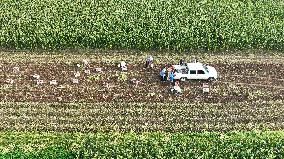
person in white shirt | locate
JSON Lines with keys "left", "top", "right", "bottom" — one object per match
{"left": 173, "top": 81, "right": 182, "bottom": 94}
{"left": 119, "top": 61, "right": 127, "bottom": 71}
{"left": 173, "top": 85, "right": 182, "bottom": 94}
{"left": 145, "top": 55, "right": 153, "bottom": 68}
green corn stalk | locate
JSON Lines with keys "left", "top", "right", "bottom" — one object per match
{"left": 1, "top": 0, "right": 284, "bottom": 51}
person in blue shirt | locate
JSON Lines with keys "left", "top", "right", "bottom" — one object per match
{"left": 169, "top": 71, "right": 174, "bottom": 83}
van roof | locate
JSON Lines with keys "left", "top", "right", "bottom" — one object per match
{"left": 187, "top": 62, "right": 205, "bottom": 70}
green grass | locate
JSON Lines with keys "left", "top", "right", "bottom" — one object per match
{"left": 1, "top": 0, "right": 284, "bottom": 51}
{"left": 0, "top": 131, "right": 284, "bottom": 158}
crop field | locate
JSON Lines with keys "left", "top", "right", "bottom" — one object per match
{"left": 2, "top": 0, "right": 284, "bottom": 157}
{"left": 1, "top": 131, "right": 284, "bottom": 158}
{"left": 0, "top": 51, "right": 283, "bottom": 132}
{"left": 1, "top": 0, "right": 284, "bottom": 50}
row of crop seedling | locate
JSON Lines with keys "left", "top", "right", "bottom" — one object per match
{"left": 3, "top": 60, "right": 103, "bottom": 85}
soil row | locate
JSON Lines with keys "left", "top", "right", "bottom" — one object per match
{"left": 0, "top": 62, "right": 283, "bottom": 103}
{"left": 0, "top": 101, "right": 283, "bottom": 132}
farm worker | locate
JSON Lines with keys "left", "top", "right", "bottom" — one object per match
{"left": 130, "top": 78, "right": 141, "bottom": 87}
{"left": 164, "top": 67, "right": 168, "bottom": 81}
{"left": 192, "top": 58, "right": 198, "bottom": 63}
{"left": 171, "top": 80, "right": 181, "bottom": 94}
{"left": 163, "top": 68, "right": 168, "bottom": 81}
{"left": 179, "top": 59, "right": 184, "bottom": 66}
{"left": 145, "top": 55, "right": 154, "bottom": 68}
{"left": 174, "top": 80, "right": 179, "bottom": 86}
{"left": 167, "top": 66, "right": 172, "bottom": 79}
{"left": 120, "top": 61, "right": 127, "bottom": 71}
{"left": 169, "top": 71, "right": 174, "bottom": 82}
{"left": 82, "top": 59, "right": 90, "bottom": 67}
{"left": 120, "top": 61, "right": 126, "bottom": 67}
{"left": 173, "top": 85, "right": 182, "bottom": 94}
{"left": 159, "top": 68, "right": 166, "bottom": 81}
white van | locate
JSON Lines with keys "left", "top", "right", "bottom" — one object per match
{"left": 172, "top": 62, "right": 217, "bottom": 81}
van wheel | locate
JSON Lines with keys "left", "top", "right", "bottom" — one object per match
{"left": 180, "top": 77, "right": 187, "bottom": 81}
{"left": 208, "top": 77, "right": 215, "bottom": 82}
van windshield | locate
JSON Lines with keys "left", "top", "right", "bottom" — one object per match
{"left": 203, "top": 65, "right": 209, "bottom": 73}
{"left": 175, "top": 69, "right": 181, "bottom": 73}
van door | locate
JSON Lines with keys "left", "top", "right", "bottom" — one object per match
{"left": 188, "top": 70, "right": 197, "bottom": 79}
{"left": 197, "top": 70, "right": 207, "bottom": 79}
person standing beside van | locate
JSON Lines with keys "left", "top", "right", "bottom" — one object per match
{"left": 159, "top": 67, "right": 166, "bottom": 81}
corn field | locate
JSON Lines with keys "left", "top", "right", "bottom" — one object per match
{"left": 0, "top": 131, "right": 284, "bottom": 158}
{"left": 1, "top": 0, "right": 284, "bottom": 50}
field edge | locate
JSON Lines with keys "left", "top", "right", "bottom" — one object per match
{"left": 0, "top": 130, "right": 284, "bottom": 158}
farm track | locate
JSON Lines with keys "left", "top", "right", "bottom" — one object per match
{"left": 0, "top": 54, "right": 284, "bottom": 132}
